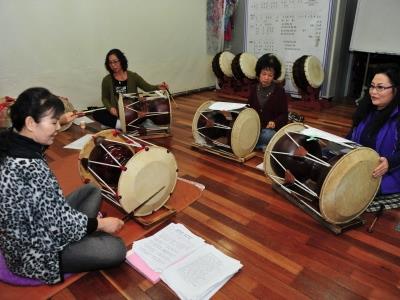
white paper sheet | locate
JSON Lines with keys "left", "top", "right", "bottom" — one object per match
{"left": 300, "top": 127, "right": 353, "bottom": 144}
{"left": 132, "top": 223, "right": 205, "bottom": 273}
{"left": 161, "top": 244, "right": 242, "bottom": 300}
{"left": 72, "top": 116, "right": 95, "bottom": 125}
{"left": 208, "top": 102, "right": 247, "bottom": 111}
{"left": 63, "top": 134, "right": 93, "bottom": 150}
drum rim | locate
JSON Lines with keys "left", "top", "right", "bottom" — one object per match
{"left": 59, "top": 98, "right": 75, "bottom": 132}
{"left": 231, "top": 107, "right": 260, "bottom": 158}
{"left": 319, "top": 147, "right": 381, "bottom": 224}
{"left": 192, "top": 100, "right": 215, "bottom": 146}
{"left": 304, "top": 55, "right": 324, "bottom": 89}
{"left": 219, "top": 51, "right": 235, "bottom": 78}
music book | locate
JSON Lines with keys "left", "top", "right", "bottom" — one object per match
{"left": 125, "top": 249, "right": 160, "bottom": 284}
{"left": 126, "top": 223, "right": 242, "bottom": 299}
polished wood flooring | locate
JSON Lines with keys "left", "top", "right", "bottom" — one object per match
{"left": 50, "top": 91, "right": 399, "bottom": 299}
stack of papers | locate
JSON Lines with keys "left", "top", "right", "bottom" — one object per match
{"left": 126, "top": 223, "right": 242, "bottom": 299}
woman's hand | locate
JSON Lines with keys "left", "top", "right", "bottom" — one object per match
{"left": 109, "top": 107, "right": 118, "bottom": 117}
{"left": 266, "top": 121, "right": 276, "bottom": 129}
{"left": 97, "top": 217, "right": 124, "bottom": 234}
{"left": 158, "top": 82, "right": 169, "bottom": 90}
{"left": 372, "top": 157, "right": 389, "bottom": 178}
{"left": 59, "top": 111, "right": 78, "bottom": 125}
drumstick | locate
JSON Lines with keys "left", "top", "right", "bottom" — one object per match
{"left": 367, "top": 204, "right": 384, "bottom": 233}
{"left": 78, "top": 107, "right": 107, "bottom": 115}
{"left": 165, "top": 87, "right": 178, "bottom": 109}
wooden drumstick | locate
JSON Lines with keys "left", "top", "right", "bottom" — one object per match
{"left": 78, "top": 107, "right": 107, "bottom": 115}
{"left": 165, "top": 86, "right": 178, "bottom": 109}
{"left": 367, "top": 204, "right": 384, "bottom": 233}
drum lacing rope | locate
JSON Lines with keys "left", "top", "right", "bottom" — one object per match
{"left": 87, "top": 165, "right": 117, "bottom": 198}
{"left": 268, "top": 152, "right": 319, "bottom": 198}
{"left": 267, "top": 173, "right": 316, "bottom": 203}
{"left": 284, "top": 131, "right": 331, "bottom": 167}
{"left": 199, "top": 112, "right": 232, "bottom": 130}
{"left": 121, "top": 133, "right": 157, "bottom": 147}
{"left": 98, "top": 143, "right": 127, "bottom": 171}
{"left": 104, "top": 137, "right": 142, "bottom": 148}
{"left": 127, "top": 123, "right": 169, "bottom": 132}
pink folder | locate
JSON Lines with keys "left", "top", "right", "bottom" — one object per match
{"left": 125, "top": 250, "right": 161, "bottom": 284}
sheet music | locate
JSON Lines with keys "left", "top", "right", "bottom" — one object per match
{"left": 161, "top": 244, "right": 243, "bottom": 300}
{"left": 300, "top": 127, "right": 353, "bottom": 144}
{"left": 208, "top": 102, "right": 247, "bottom": 111}
{"left": 132, "top": 223, "right": 205, "bottom": 273}
{"left": 63, "top": 134, "right": 93, "bottom": 150}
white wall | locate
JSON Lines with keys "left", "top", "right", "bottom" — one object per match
{"left": 0, "top": 0, "right": 214, "bottom": 109}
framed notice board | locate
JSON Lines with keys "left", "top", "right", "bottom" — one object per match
{"left": 245, "top": 0, "right": 333, "bottom": 96}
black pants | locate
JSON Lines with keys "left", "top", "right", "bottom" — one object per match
{"left": 93, "top": 109, "right": 117, "bottom": 128}
{"left": 60, "top": 184, "right": 126, "bottom": 274}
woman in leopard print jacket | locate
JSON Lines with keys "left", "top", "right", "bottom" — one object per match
{"left": 0, "top": 87, "right": 126, "bottom": 284}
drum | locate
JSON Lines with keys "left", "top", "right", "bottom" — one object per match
{"left": 118, "top": 90, "right": 172, "bottom": 134}
{"left": 79, "top": 129, "right": 178, "bottom": 216}
{"left": 59, "top": 96, "right": 76, "bottom": 131}
{"left": 0, "top": 96, "right": 14, "bottom": 128}
{"left": 292, "top": 55, "right": 324, "bottom": 92}
{"left": 263, "top": 123, "right": 381, "bottom": 224}
{"left": 212, "top": 51, "right": 235, "bottom": 79}
{"left": 231, "top": 52, "right": 258, "bottom": 81}
{"left": 192, "top": 101, "right": 260, "bottom": 158}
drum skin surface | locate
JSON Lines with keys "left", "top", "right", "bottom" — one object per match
{"left": 192, "top": 101, "right": 260, "bottom": 158}
{"left": 292, "top": 55, "right": 324, "bottom": 91}
{"left": 79, "top": 129, "right": 178, "bottom": 216}
{"left": 231, "top": 108, "right": 260, "bottom": 158}
{"left": 212, "top": 51, "right": 235, "bottom": 78}
{"left": 232, "top": 52, "right": 258, "bottom": 80}
{"left": 320, "top": 147, "right": 380, "bottom": 224}
{"left": 264, "top": 123, "right": 381, "bottom": 224}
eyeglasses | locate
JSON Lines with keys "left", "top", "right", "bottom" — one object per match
{"left": 108, "top": 59, "right": 120, "bottom": 65}
{"left": 369, "top": 84, "right": 394, "bottom": 93}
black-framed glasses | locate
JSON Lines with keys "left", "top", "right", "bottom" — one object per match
{"left": 108, "top": 59, "right": 120, "bottom": 65}
{"left": 369, "top": 84, "right": 394, "bottom": 93}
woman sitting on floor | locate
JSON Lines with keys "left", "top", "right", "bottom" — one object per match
{"left": 348, "top": 65, "right": 400, "bottom": 211}
{"left": 0, "top": 87, "right": 126, "bottom": 284}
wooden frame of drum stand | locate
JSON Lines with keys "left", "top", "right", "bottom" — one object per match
{"left": 271, "top": 184, "right": 364, "bottom": 235}
{"left": 191, "top": 142, "right": 257, "bottom": 163}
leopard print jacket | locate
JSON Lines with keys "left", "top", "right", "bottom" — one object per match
{"left": 0, "top": 130, "right": 88, "bottom": 284}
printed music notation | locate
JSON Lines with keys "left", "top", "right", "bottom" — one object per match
{"left": 246, "top": 0, "right": 332, "bottom": 94}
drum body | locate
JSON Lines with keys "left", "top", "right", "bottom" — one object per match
{"left": 231, "top": 52, "right": 258, "bottom": 81}
{"left": 212, "top": 51, "right": 235, "bottom": 79}
{"left": 59, "top": 97, "right": 75, "bottom": 131}
{"left": 0, "top": 97, "right": 13, "bottom": 128}
{"left": 192, "top": 101, "right": 260, "bottom": 158}
{"left": 263, "top": 123, "right": 381, "bottom": 224}
{"left": 292, "top": 55, "right": 324, "bottom": 92}
{"left": 118, "top": 90, "right": 172, "bottom": 134}
{"left": 79, "top": 129, "right": 178, "bottom": 216}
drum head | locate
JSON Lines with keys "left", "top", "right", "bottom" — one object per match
{"left": 59, "top": 97, "right": 75, "bottom": 132}
{"left": 213, "top": 51, "right": 235, "bottom": 79}
{"left": 239, "top": 52, "right": 258, "bottom": 80}
{"left": 231, "top": 108, "right": 260, "bottom": 158}
{"left": 192, "top": 101, "right": 215, "bottom": 145}
{"left": 119, "top": 146, "right": 177, "bottom": 216}
{"left": 319, "top": 147, "right": 381, "bottom": 224}
{"left": 304, "top": 56, "right": 324, "bottom": 88}
{"left": 263, "top": 122, "right": 307, "bottom": 177}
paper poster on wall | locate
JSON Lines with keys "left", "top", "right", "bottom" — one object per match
{"left": 245, "top": 0, "right": 333, "bottom": 96}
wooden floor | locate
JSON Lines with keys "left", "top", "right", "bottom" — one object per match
{"left": 49, "top": 91, "right": 399, "bottom": 299}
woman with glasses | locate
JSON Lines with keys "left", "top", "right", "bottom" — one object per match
{"left": 348, "top": 65, "right": 400, "bottom": 209}
{"left": 93, "top": 48, "right": 169, "bottom": 128}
